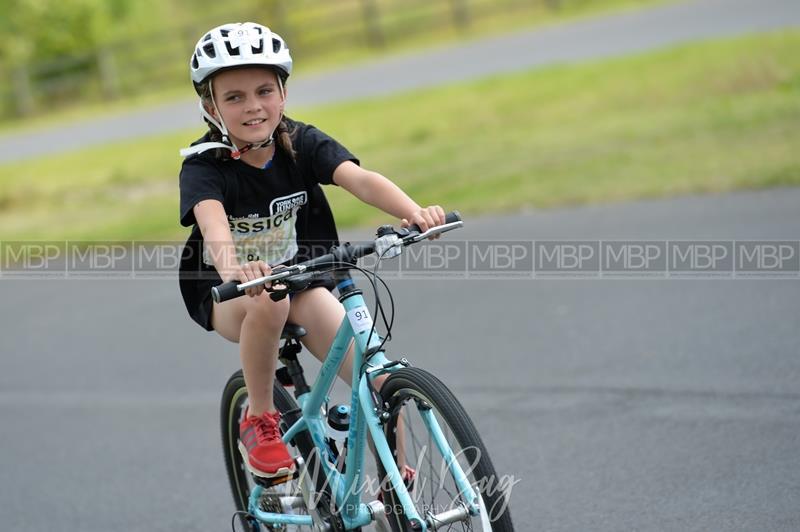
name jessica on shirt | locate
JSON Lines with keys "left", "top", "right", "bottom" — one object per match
{"left": 228, "top": 210, "right": 294, "bottom": 234}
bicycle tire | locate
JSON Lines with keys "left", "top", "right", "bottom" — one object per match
{"left": 378, "top": 368, "right": 515, "bottom": 531}
{"left": 220, "top": 370, "right": 319, "bottom": 531}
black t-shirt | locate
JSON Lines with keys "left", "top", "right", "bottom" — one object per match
{"left": 178, "top": 118, "right": 358, "bottom": 331}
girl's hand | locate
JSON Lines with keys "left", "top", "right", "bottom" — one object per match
{"left": 222, "top": 260, "right": 272, "bottom": 297}
{"left": 401, "top": 205, "right": 446, "bottom": 240}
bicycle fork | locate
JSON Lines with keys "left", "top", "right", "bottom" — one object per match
{"left": 357, "top": 375, "right": 482, "bottom": 531}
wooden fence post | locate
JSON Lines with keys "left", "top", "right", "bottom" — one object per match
{"left": 545, "top": 0, "right": 562, "bottom": 11}
{"left": 270, "top": 0, "right": 294, "bottom": 46}
{"left": 450, "top": 0, "right": 471, "bottom": 31}
{"left": 97, "top": 48, "right": 120, "bottom": 99}
{"left": 360, "top": 0, "right": 384, "bottom": 48}
{"left": 12, "top": 65, "right": 35, "bottom": 116}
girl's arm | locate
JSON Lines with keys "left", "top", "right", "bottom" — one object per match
{"left": 193, "top": 199, "right": 271, "bottom": 296}
{"left": 332, "top": 161, "right": 446, "bottom": 231}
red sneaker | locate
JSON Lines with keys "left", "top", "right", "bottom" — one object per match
{"left": 238, "top": 410, "right": 296, "bottom": 478}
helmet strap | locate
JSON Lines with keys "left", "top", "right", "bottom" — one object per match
{"left": 206, "top": 83, "right": 240, "bottom": 152}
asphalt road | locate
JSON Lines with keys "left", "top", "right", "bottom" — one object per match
{"left": 2, "top": 187, "right": 799, "bottom": 531}
{"left": 1, "top": 0, "right": 799, "bottom": 163}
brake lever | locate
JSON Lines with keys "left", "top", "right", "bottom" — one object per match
{"left": 269, "top": 287, "right": 290, "bottom": 302}
{"left": 405, "top": 221, "right": 464, "bottom": 244}
{"left": 236, "top": 265, "right": 302, "bottom": 292}
{"left": 268, "top": 272, "right": 316, "bottom": 301}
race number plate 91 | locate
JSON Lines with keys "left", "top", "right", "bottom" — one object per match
{"left": 347, "top": 305, "right": 373, "bottom": 334}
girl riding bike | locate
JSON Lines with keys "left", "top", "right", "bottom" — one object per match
{"left": 177, "top": 22, "right": 445, "bottom": 480}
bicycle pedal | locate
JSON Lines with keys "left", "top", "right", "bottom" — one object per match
{"left": 252, "top": 470, "right": 296, "bottom": 488}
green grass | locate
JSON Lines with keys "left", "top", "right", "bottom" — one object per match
{"left": 1, "top": 30, "right": 798, "bottom": 241}
{"left": 0, "top": 0, "right": 669, "bottom": 133}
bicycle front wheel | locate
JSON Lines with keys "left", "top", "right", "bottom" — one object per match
{"left": 378, "top": 368, "right": 514, "bottom": 531}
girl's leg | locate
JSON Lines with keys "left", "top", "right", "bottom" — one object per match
{"left": 212, "top": 291, "right": 290, "bottom": 415}
{"left": 287, "top": 287, "right": 408, "bottom": 467}
{"left": 286, "top": 286, "right": 356, "bottom": 384}
{"left": 212, "top": 292, "right": 296, "bottom": 478}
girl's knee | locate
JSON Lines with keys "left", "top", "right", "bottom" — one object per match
{"left": 372, "top": 373, "right": 389, "bottom": 391}
{"left": 242, "top": 292, "right": 290, "bottom": 329}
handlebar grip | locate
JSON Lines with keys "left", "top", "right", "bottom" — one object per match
{"left": 445, "top": 210, "right": 462, "bottom": 224}
{"left": 212, "top": 280, "right": 244, "bottom": 304}
{"left": 408, "top": 210, "right": 462, "bottom": 233}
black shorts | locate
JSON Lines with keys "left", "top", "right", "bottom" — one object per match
{"left": 190, "top": 275, "right": 337, "bottom": 332}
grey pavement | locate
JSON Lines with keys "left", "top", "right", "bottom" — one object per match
{"left": 1, "top": 0, "right": 799, "bottom": 163}
{"left": 2, "top": 187, "right": 799, "bottom": 530}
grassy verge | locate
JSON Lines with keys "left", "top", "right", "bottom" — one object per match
{"left": 0, "top": 0, "right": 670, "bottom": 135}
{"left": 0, "top": 30, "right": 798, "bottom": 241}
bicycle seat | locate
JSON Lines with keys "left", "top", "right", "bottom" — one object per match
{"left": 281, "top": 323, "right": 307, "bottom": 340}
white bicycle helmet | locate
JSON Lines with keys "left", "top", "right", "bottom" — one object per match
{"left": 190, "top": 22, "right": 292, "bottom": 89}
{"left": 181, "top": 22, "right": 293, "bottom": 159}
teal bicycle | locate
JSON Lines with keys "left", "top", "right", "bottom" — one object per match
{"left": 216, "top": 212, "right": 515, "bottom": 531}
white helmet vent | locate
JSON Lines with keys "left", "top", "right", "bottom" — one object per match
{"left": 189, "top": 22, "right": 293, "bottom": 89}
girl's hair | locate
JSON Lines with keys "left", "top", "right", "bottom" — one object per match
{"left": 197, "top": 68, "right": 296, "bottom": 161}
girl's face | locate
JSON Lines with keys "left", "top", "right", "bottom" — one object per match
{"left": 209, "top": 67, "right": 285, "bottom": 147}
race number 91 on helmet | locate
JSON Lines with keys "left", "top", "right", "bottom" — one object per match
{"left": 189, "top": 22, "right": 293, "bottom": 91}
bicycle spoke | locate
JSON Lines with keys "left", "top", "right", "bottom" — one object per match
{"left": 379, "top": 369, "right": 513, "bottom": 531}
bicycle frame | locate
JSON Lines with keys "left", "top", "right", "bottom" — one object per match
{"left": 245, "top": 276, "right": 481, "bottom": 531}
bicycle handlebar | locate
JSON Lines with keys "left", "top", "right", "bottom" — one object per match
{"left": 211, "top": 211, "right": 462, "bottom": 304}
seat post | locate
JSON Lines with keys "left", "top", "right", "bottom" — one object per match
{"left": 278, "top": 336, "right": 311, "bottom": 399}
